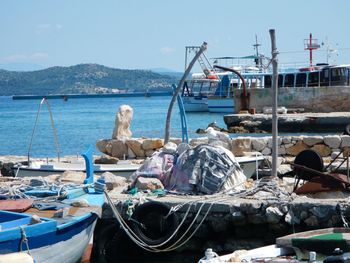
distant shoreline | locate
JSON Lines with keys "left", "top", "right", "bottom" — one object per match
{"left": 12, "top": 91, "right": 173, "bottom": 100}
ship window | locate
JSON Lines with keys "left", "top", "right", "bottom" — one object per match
{"left": 284, "top": 74, "right": 294, "bottom": 87}
{"left": 278, "top": 75, "right": 283, "bottom": 87}
{"left": 331, "top": 67, "right": 347, "bottom": 85}
{"left": 308, "top": 72, "right": 319, "bottom": 87}
{"left": 264, "top": 75, "right": 272, "bottom": 88}
{"left": 320, "top": 69, "right": 329, "bottom": 86}
{"left": 296, "top": 73, "right": 306, "bottom": 87}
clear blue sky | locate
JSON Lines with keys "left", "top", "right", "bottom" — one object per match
{"left": 1, "top": 0, "right": 350, "bottom": 71}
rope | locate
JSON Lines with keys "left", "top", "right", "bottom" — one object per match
{"left": 338, "top": 203, "right": 350, "bottom": 228}
{"left": 27, "top": 98, "right": 61, "bottom": 164}
{"left": 19, "top": 226, "right": 31, "bottom": 255}
{"left": 104, "top": 190, "right": 232, "bottom": 253}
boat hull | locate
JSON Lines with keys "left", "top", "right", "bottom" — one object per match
{"left": 207, "top": 97, "right": 234, "bottom": 113}
{"left": 13, "top": 160, "right": 140, "bottom": 178}
{"left": 182, "top": 96, "right": 208, "bottom": 112}
{"left": 0, "top": 212, "right": 97, "bottom": 263}
{"left": 236, "top": 156, "right": 265, "bottom": 178}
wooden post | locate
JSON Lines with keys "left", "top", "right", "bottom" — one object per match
{"left": 164, "top": 42, "right": 207, "bottom": 144}
{"left": 269, "top": 29, "right": 278, "bottom": 177}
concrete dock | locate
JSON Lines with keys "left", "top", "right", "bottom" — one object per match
{"left": 224, "top": 112, "right": 350, "bottom": 133}
{"left": 95, "top": 178, "right": 350, "bottom": 260}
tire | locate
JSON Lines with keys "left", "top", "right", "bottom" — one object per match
{"left": 344, "top": 124, "right": 350, "bottom": 135}
{"left": 92, "top": 221, "right": 120, "bottom": 263}
{"left": 294, "top": 149, "right": 323, "bottom": 180}
{"left": 131, "top": 201, "right": 178, "bottom": 246}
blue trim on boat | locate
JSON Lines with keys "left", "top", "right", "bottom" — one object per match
{"left": 0, "top": 212, "right": 97, "bottom": 253}
{"left": 208, "top": 106, "right": 233, "bottom": 108}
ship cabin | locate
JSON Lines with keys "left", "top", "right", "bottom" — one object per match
{"left": 231, "top": 64, "right": 350, "bottom": 89}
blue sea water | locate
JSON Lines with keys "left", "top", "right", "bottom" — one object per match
{"left": 0, "top": 96, "right": 226, "bottom": 157}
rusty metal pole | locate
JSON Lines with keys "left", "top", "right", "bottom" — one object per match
{"left": 164, "top": 42, "right": 207, "bottom": 144}
{"left": 270, "top": 29, "right": 278, "bottom": 177}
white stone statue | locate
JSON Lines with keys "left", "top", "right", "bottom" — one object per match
{"left": 112, "top": 105, "right": 133, "bottom": 140}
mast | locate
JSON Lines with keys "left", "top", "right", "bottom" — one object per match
{"left": 304, "top": 33, "right": 320, "bottom": 67}
{"left": 253, "top": 34, "right": 261, "bottom": 69}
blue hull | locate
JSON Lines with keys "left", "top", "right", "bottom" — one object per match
{"left": 0, "top": 212, "right": 97, "bottom": 254}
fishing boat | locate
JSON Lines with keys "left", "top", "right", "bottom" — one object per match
{"left": 184, "top": 34, "right": 350, "bottom": 114}
{"left": 181, "top": 45, "right": 221, "bottom": 112}
{"left": 198, "top": 228, "right": 350, "bottom": 262}
{"left": 0, "top": 148, "right": 106, "bottom": 263}
{"left": 12, "top": 159, "right": 141, "bottom": 178}
{"left": 276, "top": 227, "right": 350, "bottom": 259}
{"left": 235, "top": 155, "right": 265, "bottom": 179}
{"left": 181, "top": 78, "right": 219, "bottom": 112}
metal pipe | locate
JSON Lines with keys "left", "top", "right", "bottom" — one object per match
{"left": 164, "top": 42, "right": 207, "bottom": 144}
{"left": 213, "top": 65, "right": 248, "bottom": 110}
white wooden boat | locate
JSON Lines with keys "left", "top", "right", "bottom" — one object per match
{"left": 236, "top": 155, "right": 265, "bottom": 179}
{"left": 12, "top": 159, "right": 141, "bottom": 178}
{"left": 198, "top": 245, "right": 295, "bottom": 263}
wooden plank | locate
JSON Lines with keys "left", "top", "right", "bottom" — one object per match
{"left": 0, "top": 199, "right": 33, "bottom": 212}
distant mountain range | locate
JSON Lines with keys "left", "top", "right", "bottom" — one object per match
{"left": 0, "top": 63, "right": 181, "bottom": 96}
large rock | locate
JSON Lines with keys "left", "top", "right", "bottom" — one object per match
{"left": 341, "top": 136, "right": 350, "bottom": 147}
{"left": 60, "top": 171, "right": 86, "bottom": 184}
{"left": 145, "top": 149, "right": 155, "bottom": 157}
{"left": 112, "top": 105, "right": 133, "bottom": 140}
{"left": 99, "top": 172, "right": 127, "bottom": 190}
{"left": 324, "top": 135, "right": 341, "bottom": 149}
{"left": 311, "top": 144, "right": 331, "bottom": 157}
{"left": 231, "top": 137, "right": 251, "bottom": 157}
{"left": 303, "top": 136, "right": 324, "bottom": 146}
{"left": 267, "top": 137, "right": 282, "bottom": 148}
{"left": 107, "top": 139, "right": 128, "bottom": 158}
{"left": 142, "top": 138, "right": 164, "bottom": 150}
{"left": 251, "top": 137, "right": 268, "bottom": 151}
{"left": 94, "top": 155, "right": 119, "bottom": 164}
{"left": 134, "top": 177, "right": 164, "bottom": 191}
{"left": 126, "top": 139, "right": 145, "bottom": 157}
{"left": 96, "top": 139, "right": 109, "bottom": 154}
{"left": 265, "top": 206, "right": 284, "bottom": 224}
{"left": 285, "top": 141, "right": 308, "bottom": 156}
{"left": 261, "top": 147, "right": 271, "bottom": 156}
{"left": 282, "top": 136, "right": 292, "bottom": 144}
{"left": 162, "top": 142, "right": 178, "bottom": 154}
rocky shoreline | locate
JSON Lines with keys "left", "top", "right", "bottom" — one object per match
{"left": 3, "top": 134, "right": 350, "bottom": 177}
{"left": 96, "top": 134, "right": 350, "bottom": 159}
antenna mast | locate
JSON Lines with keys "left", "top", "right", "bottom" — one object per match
{"left": 253, "top": 35, "right": 262, "bottom": 70}
{"left": 304, "top": 33, "right": 320, "bottom": 67}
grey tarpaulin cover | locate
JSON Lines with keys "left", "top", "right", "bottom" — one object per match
{"left": 170, "top": 144, "right": 246, "bottom": 194}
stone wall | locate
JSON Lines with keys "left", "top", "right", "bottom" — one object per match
{"left": 96, "top": 135, "right": 350, "bottom": 159}
{"left": 233, "top": 86, "right": 350, "bottom": 113}
{"left": 102, "top": 193, "right": 350, "bottom": 255}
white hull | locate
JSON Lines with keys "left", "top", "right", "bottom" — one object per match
{"left": 13, "top": 160, "right": 140, "bottom": 178}
{"left": 182, "top": 96, "right": 208, "bottom": 112}
{"left": 207, "top": 97, "right": 234, "bottom": 113}
{"left": 30, "top": 221, "right": 96, "bottom": 263}
{"left": 199, "top": 244, "right": 294, "bottom": 263}
{"left": 236, "top": 155, "right": 265, "bottom": 178}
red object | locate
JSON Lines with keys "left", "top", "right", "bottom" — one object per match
{"left": 304, "top": 33, "right": 320, "bottom": 67}
{"left": 0, "top": 199, "right": 33, "bottom": 212}
{"left": 207, "top": 75, "right": 218, "bottom": 80}
{"left": 81, "top": 244, "right": 93, "bottom": 263}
